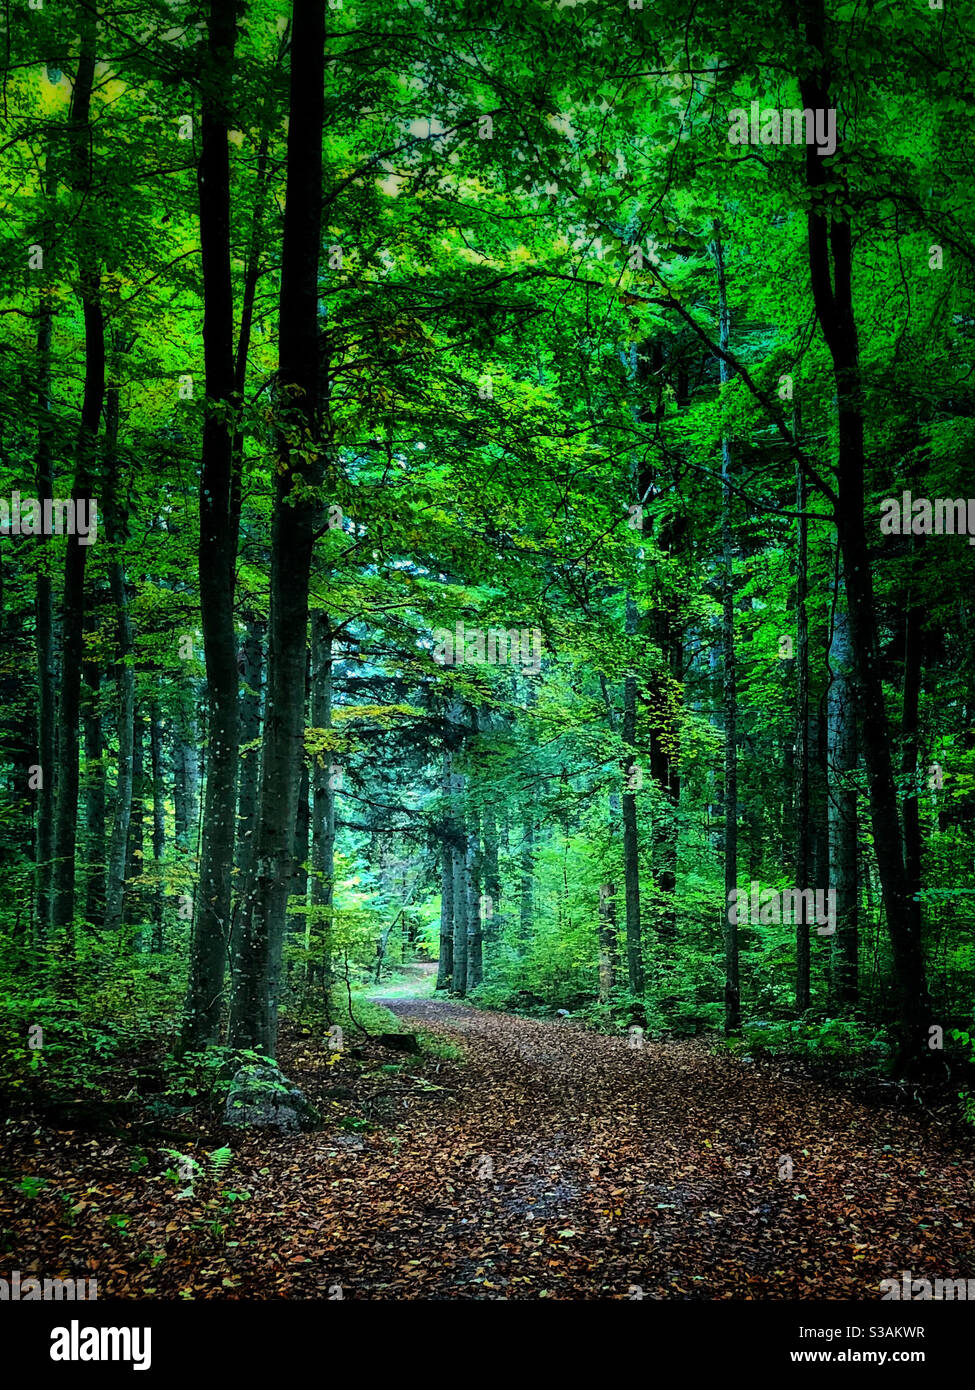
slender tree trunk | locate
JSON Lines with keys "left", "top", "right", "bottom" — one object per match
{"left": 228, "top": 0, "right": 326, "bottom": 1052}
{"left": 173, "top": 734, "right": 188, "bottom": 854}
{"left": 124, "top": 716, "right": 145, "bottom": 936}
{"left": 795, "top": 459, "right": 811, "bottom": 1010}
{"left": 149, "top": 704, "right": 165, "bottom": 951}
{"left": 782, "top": 733, "right": 796, "bottom": 870}
{"left": 173, "top": 696, "right": 199, "bottom": 856}
{"left": 52, "top": 280, "right": 104, "bottom": 941}
{"left": 900, "top": 597, "right": 923, "bottom": 921}
{"left": 648, "top": 709, "right": 679, "bottom": 937}
{"left": 35, "top": 305, "right": 56, "bottom": 937}
{"left": 647, "top": 519, "right": 682, "bottom": 942}
{"left": 183, "top": 0, "right": 241, "bottom": 1046}
{"left": 288, "top": 759, "right": 310, "bottom": 977}
{"left": 598, "top": 883, "right": 617, "bottom": 1004}
{"left": 104, "top": 562, "right": 135, "bottom": 933}
{"left": 309, "top": 612, "right": 335, "bottom": 989}
{"left": 52, "top": 6, "right": 105, "bottom": 953}
{"left": 466, "top": 808, "right": 482, "bottom": 989}
{"left": 234, "top": 617, "right": 264, "bottom": 886}
{"left": 287, "top": 652, "right": 311, "bottom": 968}
{"left": 621, "top": 597, "right": 644, "bottom": 995}
{"left": 32, "top": 49, "right": 65, "bottom": 943}
{"left": 713, "top": 222, "right": 740, "bottom": 1033}
{"left": 811, "top": 708, "right": 831, "bottom": 898}
{"left": 438, "top": 839, "right": 454, "bottom": 988}
{"left": 519, "top": 819, "right": 534, "bottom": 946}
{"left": 451, "top": 770, "right": 468, "bottom": 996}
{"left": 482, "top": 799, "right": 500, "bottom": 943}
{"left": 828, "top": 572, "right": 858, "bottom": 1005}
{"left": 1, "top": 545, "right": 34, "bottom": 916}
{"left": 621, "top": 679, "right": 643, "bottom": 995}
{"left": 229, "top": 28, "right": 287, "bottom": 523}
{"left": 83, "top": 634, "right": 106, "bottom": 927}
{"left": 436, "top": 743, "right": 454, "bottom": 989}
{"left": 224, "top": 47, "right": 280, "bottom": 940}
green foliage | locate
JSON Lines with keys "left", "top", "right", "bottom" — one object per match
{"left": 0, "top": 0, "right": 972, "bottom": 1109}
{"left": 726, "top": 1018, "right": 895, "bottom": 1067}
{"left": 949, "top": 1030, "right": 975, "bottom": 1129}
{"left": 416, "top": 1032, "right": 465, "bottom": 1062}
{"left": 15, "top": 1176, "right": 47, "bottom": 1199}
{"left": 207, "top": 1146, "right": 233, "bottom": 1180}
{"left": 162, "top": 1048, "right": 267, "bottom": 1104}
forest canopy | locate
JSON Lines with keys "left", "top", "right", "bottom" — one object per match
{"left": 1, "top": 0, "right": 974, "bottom": 1104}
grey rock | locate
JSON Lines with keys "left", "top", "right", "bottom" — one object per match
{"left": 224, "top": 1061, "right": 320, "bottom": 1133}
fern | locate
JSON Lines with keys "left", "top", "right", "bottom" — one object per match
{"left": 207, "top": 1145, "right": 233, "bottom": 1181}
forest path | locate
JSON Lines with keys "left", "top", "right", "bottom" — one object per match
{"left": 282, "top": 998, "right": 974, "bottom": 1299}
{"left": 7, "top": 1000, "right": 973, "bottom": 1300}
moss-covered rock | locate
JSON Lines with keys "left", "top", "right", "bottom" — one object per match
{"left": 223, "top": 1061, "right": 320, "bottom": 1133}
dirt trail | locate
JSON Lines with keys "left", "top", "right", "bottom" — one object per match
{"left": 5, "top": 998, "right": 972, "bottom": 1300}
{"left": 294, "top": 998, "right": 973, "bottom": 1299}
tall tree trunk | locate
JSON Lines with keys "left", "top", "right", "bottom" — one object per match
{"left": 229, "top": 26, "right": 287, "bottom": 524}
{"left": 32, "top": 44, "right": 65, "bottom": 942}
{"left": 228, "top": 0, "right": 326, "bottom": 1053}
{"left": 35, "top": 304, "right": 56, "bottom": 937}
{"left": 482, "top": 799, "right": 500, "bottom": 944}
{"left": 52, "top": 278, "right": 104, "bottom": 942}
{"left": 713, "top": 222, "right": 740, "bottom": 1033}
{"left": 1, "top": 549, "right": 34, "bottom": 912}
{"left": 648, "top": 697, "right": 679, "bottom": 938}
{"left": 466, "top": 807, "right": 482, "bottom": 989}
{"left": 828, "top": 571, "right": 858, "bottom": 1005}
{"left": 173, "top": 735, "right": 188, "bottom": 854}
{"left": 598, "top": 882, "right": 617, "bottom": 1004}
{"left": 288, "top": 759, "right": 310, "bottom": 981}
{"left": 104, "top": 561, "right": 135, "bottom": 933}
{"left": 436, "top": 743, "right": 454, "bottom": 989}
{"left": 235, "top": 618, "right": 264, "bottom": 886}
{"left": 900, "top": 596, "right": 924, "bottom": 928}
{"left": 102, "top": 373, "right": 136, "bottom": 935}
{"left": 52, "top": 4, "right": 105, "bottom": 950}
{"left": 183, "top": 0, "right": 241, "bottom": 1046}
{"left": 287, "top": 652, "right": 311, "bottom": 967}
{"left": 519, "top": 819, "right": 534, "bottom": 946}
{"left": 83, "top": 634, "right": 106, "bottom": 926}
{"left": 149, "top": 704, "right": 166, "bottom": 951}
{"left": 811, "top": 709, "right": 831, "bottom": 898}
{"left": 173, "top": 696, "right": 199, "bottom": 856}
{"left": 451, "top": 769, "right": 468, "bottom": 996}
{"left": 124, "top": 716, "right": 145, "bottom": 935}
{"left": 621, "top": 599, "right": 644, "bottom": 995}
{"left": 795, "top": 458, "right": 812, "bottom": 1009}
{"left": 309, "top": 612, "right": 335, "bottom": 990}
{"left": 782, "top": 728, "right": 796, "bottom": 870}
{"left": 796, "top": 0, "right": 931, "bottom": 1059}
{"left": 646, "top": 514, "right": 683, "bottom": 942}
{"left": 223, "top": 52, "right": 280, "bottom": 952}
